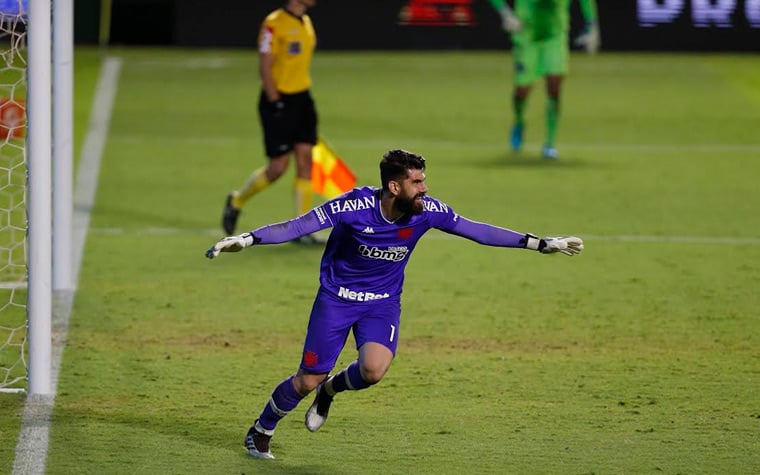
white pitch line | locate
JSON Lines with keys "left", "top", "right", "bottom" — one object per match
{"left": 107, "top": 134, "right": 760, "bottom": 153}
{"left": 581, "top": 234, "right": 760, "bottom": 245}
{"left": 87, "top": 226, "right": 760, "bottom": 246}
{"left": 12, "top": 57, "right": 122, "bottom": 475}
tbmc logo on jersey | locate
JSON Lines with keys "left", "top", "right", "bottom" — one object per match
{"left": 358, "top": 245, "right": 409, "bottom": 262}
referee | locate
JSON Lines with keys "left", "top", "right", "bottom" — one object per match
{"left": 222, "top": 0, "right": 321, "bottom": 243}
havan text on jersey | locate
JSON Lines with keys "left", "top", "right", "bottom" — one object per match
{"left": 328, "top": 196, "right": 376, "bottom": 214}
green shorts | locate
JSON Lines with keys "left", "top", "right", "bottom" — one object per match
{"left": 511, "top": 33, "right": 568, "bottom": 86}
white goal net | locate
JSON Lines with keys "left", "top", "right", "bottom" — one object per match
{"left": 0, "top": 2, "right": 28, "bottom": 393}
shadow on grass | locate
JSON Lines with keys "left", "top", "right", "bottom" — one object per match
{"left": 49, "top": 403, "right": 346, "bottom": 475}
{"left": 237, "top": 459, "right": 343, "bottom": 475}
{"left": 467, "top": 152, "right": 596, "bottom": 169}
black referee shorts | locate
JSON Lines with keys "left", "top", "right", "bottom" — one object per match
{"left": 259, "top": 90, "right": 318, "bottom": 158}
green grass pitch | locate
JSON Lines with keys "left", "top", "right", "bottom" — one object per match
{"left": 1, "top": 47, "right": 759, "bottom": 474}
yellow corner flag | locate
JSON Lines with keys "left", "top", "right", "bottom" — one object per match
{"left": 312, "top": 137, "right": 357, "bottom": 199}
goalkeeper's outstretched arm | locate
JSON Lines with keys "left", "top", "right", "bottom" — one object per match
{"left": 439, "top": 216, "right": 584, "bottom": 256}
{"left": 205, "top": 210, "right": 332, "bottom": 259}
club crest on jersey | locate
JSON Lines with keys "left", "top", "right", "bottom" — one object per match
{"left": 288, "top": 41, "right": 301, "bottom": 54}
{"left": 397, "top": 227, "right": 413, "bottom": 239}
{"left": 358, "top": 245, "right": 408, "bottom": 262}
{"left": 328, "top": 196, "right": 376, "bottom": 214}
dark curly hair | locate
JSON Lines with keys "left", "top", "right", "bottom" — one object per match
{"left": 379, "top": 149, "right": 426, "bottom": 191}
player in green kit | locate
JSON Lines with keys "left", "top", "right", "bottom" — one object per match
{"left": 489, "top": 0, "right": 599, "bottom": 159}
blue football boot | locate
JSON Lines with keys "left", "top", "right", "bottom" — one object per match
{"left": 510, "top": 123, "right": 524, "bottom": 152}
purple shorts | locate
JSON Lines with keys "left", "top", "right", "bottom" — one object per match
{"left": 300, "top": 287, "right": 401, "bottom": 373}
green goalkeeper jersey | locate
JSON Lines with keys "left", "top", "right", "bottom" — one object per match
{"left": 489, "top": 0, "right": 597, "bottom": 41}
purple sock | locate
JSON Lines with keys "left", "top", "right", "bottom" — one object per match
{"left": 258, "top": 376, "right": 305, "bottom": 431}
{"left": 330, "top": 361, "right": 373, "bottom": 393}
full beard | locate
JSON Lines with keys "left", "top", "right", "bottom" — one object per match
{"left": 397, "top": 194, "right": 425, "bottom": 215}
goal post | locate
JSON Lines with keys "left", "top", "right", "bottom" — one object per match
{"left": 0, "top": 0, "right": 32, "bottom": 393}
{"left": 0, "top": 0, "right": 72, "bottom": 395}
{"left": 53, "top": 0, "right": 73, "bottom": 294}
{"left": 27, "top": 0, "right": 52, "bottom": 396}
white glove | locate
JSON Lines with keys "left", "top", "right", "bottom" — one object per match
{"left": 499, "top": 7, "right": 522, "bottom": 33}
{"left": 205, "top": 232, "right": 256, "bottom": 259}
{"left": 574, "top": 22, "right": 600, "bottom": 54}
{"left": 541, "top": 236, "right": 584, "bottom": 255}
{"left": 525, "top": 234, "right": 584, "bottom": 256}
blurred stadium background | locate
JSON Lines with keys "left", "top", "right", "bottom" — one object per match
{"left": 74, "top": 0, "right": 760, "bottom": 51}
{"left": 1, "top": 1, "right": 759, "bottom": 473}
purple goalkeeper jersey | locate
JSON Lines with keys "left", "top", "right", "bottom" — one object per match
{"left": 250, "top": 186, "right": 528, "bottom": 301}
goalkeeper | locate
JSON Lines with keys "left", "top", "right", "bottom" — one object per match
{"left": 206, "top": 149, "right": 584, "bottom": 460}
{"left": 490, "top": 0, "right": 600, "bottom": 159}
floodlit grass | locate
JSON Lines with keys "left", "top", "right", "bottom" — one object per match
{"left": 2, "top": 48, "right": 760, "bottom": 474}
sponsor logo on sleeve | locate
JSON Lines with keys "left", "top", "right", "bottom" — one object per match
{"left": 315, "top": 206, "right": 328, "bottom": 224}
{"left": 259, "top": 26, "right": 274, "bottom": 54}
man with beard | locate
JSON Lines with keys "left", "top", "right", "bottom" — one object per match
{"left": 205, "top": 149, "right": 584, "bottom": 459}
